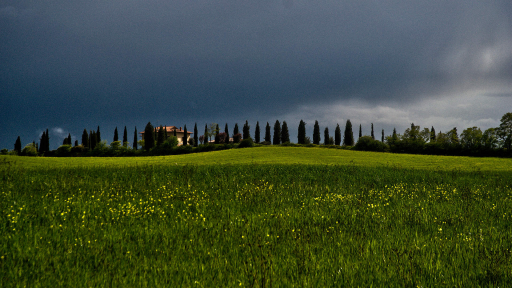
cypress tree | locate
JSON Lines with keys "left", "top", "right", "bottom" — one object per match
{"left": 74, "top": 140, "right": 78, "bottom": 147}
{"left": 273, "top": 120, "right": 281, "bottom": 145}
{"left": 265, "top": 122, "right": 271, "bottom": 142}
{"left": 157, "top": 125, "right": 165, "bottom": 146}
{"left": 39, "top": 131, "right": 46, "bottom": 152}
{"left": 144, "top": 122, "right": 155, "bottom": 150}
{"left": 97, "top": 126, "right": 101, "bottom": 143}
{"left": 255, "top": 121, "right": 260, "bottom": 143}
{"left": 45, "top": 129, "right": 50, "bottom": 152}
{"left": 133, "top": 127, "right": 138, "bottom": 150}
{"left": 14, "top": 136, "right": 21, "bottom": 154}
{"left": 392, "top": 128, "right": 397, "bottom": 140}
{"left": 371, "top": 123, "right": 375, "bottom": 140}
{"left": 82, "top": 129, "right": 89, "bottom": 148}
{"left": 359, "top": 124, "right": 362, "bottom": 138}
{"left": 335, "top": 124, "right": 341, "bottom": 146}
{"left": 298, "top": 120, "right": 306, "bottom": 144}
{"left": 224, "top": 123, "right": 230, "bottom": 143}
{"left": 194, "top": 123, "right": 198, "bottom": 147}
{"left": 233, "top": 123, "right": 239, "bottom": 136}
{"left": 164, "top": 126, "right": 168, "bottom": 140}
{"left": 324, "top": 127, "right": 329, "bottom": 145}
{"left": 123, "top": 126, "right": 128, "bottom": 146}
{"left": 67, "top": 133, "right": 72, "bottom": 145}
{"left": 183, "top": 125, "right": 188, "bottom": 145}
{"left": 204, "top": 124, "right": 208, "bottom": 144}
{"left": 114, "top": 127, "right": 119, "bottom": 142}
{"left": 216, "top": 124, "right": 220, "bottom": 137}
{"left": 431, "top": 126, "right": 436, "bottom": 142}
{"left": 243, "top": 120, "right": 250, "bottom": 139}
{"left": 381, "top": 129, "right": 384, "bottom": 142}
{"left": 313, "top": 120, "right": 320, "bottom": 145}
{"left": 343, "top": 120, "right": 354, "bottom": 146}
{"left": 90, "top": 131, "right": 97, "bottom": 149}
{"left": 154, "top": 127, "right": 157, "bottom": 143}
{"left": 174, "top": 126, "right": 177, "bottom": 137}
{"left": 281, "top": 121, "right": 290, "bottom": 143}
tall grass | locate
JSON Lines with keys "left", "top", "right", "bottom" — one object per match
{"left": 1, "top": 155, "right": 512, "bottom": 286}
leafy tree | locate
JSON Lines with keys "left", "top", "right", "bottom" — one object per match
{"left": 81, "top": 129, "right": 89, "bottom": 148}
{"left": 343, "top": 120, "right": 354, "bottom": 146}
{"left": 183, "top": 125, "right": 188, "bottom": 145}
{"left": 144, "top": 122, "right": 155, "bottom": 150}
{"left": 157, "top": 125, "right": 165, "bottom": 146}
{"left": 114, "top": 127, "right": 119, "bottom": 142}
{"left": 224, "top": 123, "right": 230, "bottom": 143}
{"left": 255, "top": 121, "right": 260, "bottom": 143}
{"left": 14, "top": 136, "right": 21, "bottom": 154}
{"left": 133, "top": 127, "right": 138, "bottom": 150}
{"left": 461, "top": 126, "right": 483, "bottom": 150}
{"left": 447, "top": 127, "right": 459, "bottom": 144}
{"left": 281, "top": 121, "right": 290, "bottom": 143}
{"left": 371, "top": 123, "right": 375, "bottom": 140}
{"left": 313, "top": 120, "right": 320, "bottom": 145}
{"left": 265, "top": 122, "right": 271, "bottom": 143}
{"left": 498, "top": 112, "right": 512, "bottom": 150}
{"left": 298, "top": 120, "right": 306, "bottom": 144}
{"left": 123, "top": 126, "right": 128, "bottom": 146}
{"left": 324, "top": 127, "right": 329, "bottom": 145}
{"left": 206, "top": 123, "right": 218, "bottom": 142}
{"left": 359, "top": 124, "right": 362, "bottom": 139}
{"left": 243, "top": 120, "right": 250, "bottom": 139}
{"left": 97, "top": 126, "right": 101, "bottom": 143}
{"left": 482, "top": 127, "right": 500, "bottom": 149}
{"left": 194, "top": 123, "right": 198, "bottom": 147}
{"left": 273, "top": 120, "right": 281, "bottom": 145}
{"left": 334, "top": 124, "right": 341, "bottom": 146}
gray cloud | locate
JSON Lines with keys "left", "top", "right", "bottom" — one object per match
{"left": 1, "top": 0, "right": 511, "bottom": 148}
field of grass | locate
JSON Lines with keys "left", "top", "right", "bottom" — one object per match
{"left": 1, "top": 147, "right": 512, "bottom": 286}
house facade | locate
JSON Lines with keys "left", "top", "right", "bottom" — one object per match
{"left": 139, "top": 126, "right": 193, "bottom": 145}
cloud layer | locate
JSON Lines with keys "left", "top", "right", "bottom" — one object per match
{"left": 1, "top": 0, "right": 511, "bottom": 148}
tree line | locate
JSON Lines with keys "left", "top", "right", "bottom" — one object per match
{"left": 3, "top": 112, "right": 511, "bottom": 157}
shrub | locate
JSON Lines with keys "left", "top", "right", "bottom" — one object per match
{"left": 55, "top": 145, "right": 72, "bottom": 157}
{"left": 354, "top": 136, "right": 389, "bottom": 152}
{"left": 0, "top": 148, "right": 8, "bottom": 155}
{"left": 233, "top": 133, "right": 242, "bottom": 144}
{"left": 21, "top": 143, "right": 38, "bottom": 156}
{"left": 238, "top": 138, "right": 254, "bottom": 148}
{"left": 70, "top": 145, "right": 87, "bottom": 156}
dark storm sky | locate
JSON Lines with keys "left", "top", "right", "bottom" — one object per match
{"left": 1, "top": 0, "right": 511, "bottom": 149}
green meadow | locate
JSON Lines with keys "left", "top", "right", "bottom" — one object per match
{"left": 1, "top": 147, "right": 512, "bottom": 286}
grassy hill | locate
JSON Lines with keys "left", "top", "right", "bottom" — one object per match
{"left": 2, "top": 147, "right": 512, "bottom": 286}
{"left": 2, "top": 146, "right": 512, "bottom": 171}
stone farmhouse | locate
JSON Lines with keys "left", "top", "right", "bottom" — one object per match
{"left": 139, "top": 126, "right": 193, "bottom": 146}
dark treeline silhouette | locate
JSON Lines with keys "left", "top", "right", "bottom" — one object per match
{"left": 4, "top": 112, "right": 511, "bottom": 157}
